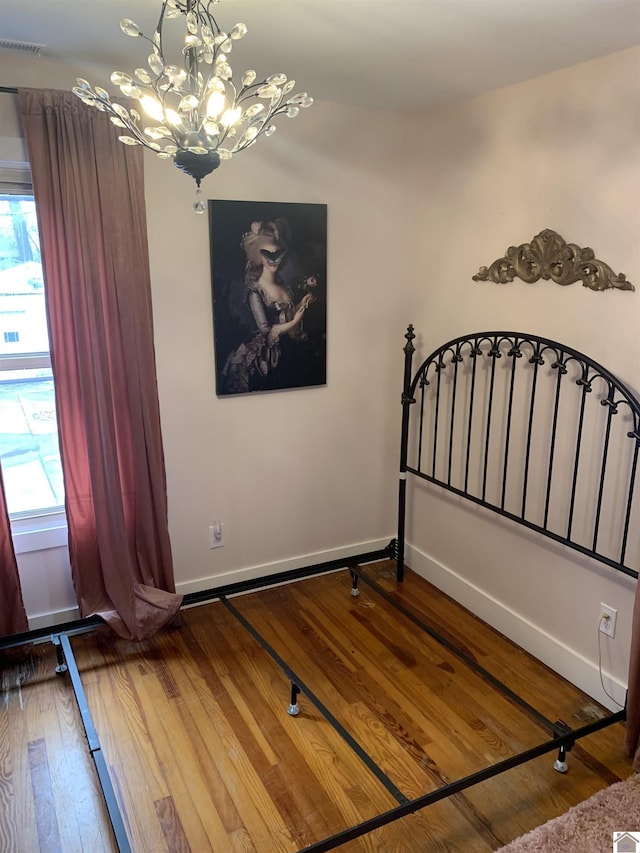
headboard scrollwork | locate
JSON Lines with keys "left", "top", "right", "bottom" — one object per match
{"left": 399, "top": 328, "right": 640, "bottom": 581}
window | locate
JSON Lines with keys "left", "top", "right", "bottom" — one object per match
{"left": 0, "top": 191, "right": 65, "bottom": 519}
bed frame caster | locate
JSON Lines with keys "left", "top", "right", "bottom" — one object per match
{"left": 349, "top": 568, "right": 360, "bottom": 597}
{"left": 288, "top": 682, "right": 301, "bottom": 716}
{"left": 552, "top": 722, "right": 574, "bottom": 772}
{"left": 52, "top": 636, "right": 68, "bottom": 674}
{"left": 553, "top": 742, "right": 571, "bottom": 773}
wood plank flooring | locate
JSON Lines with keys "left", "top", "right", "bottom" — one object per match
{"left": 0, "top": 643, "right": 113, "bottom": 852}
{"left": 0, "top": 561, "right": 634, "bottom": 851}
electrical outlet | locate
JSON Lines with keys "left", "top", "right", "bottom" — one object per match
{"left": 599, "top": 603, "right": 617, "bottom": 638}
{"left": 209, "top": 522, "right": 224, "bottom": 549}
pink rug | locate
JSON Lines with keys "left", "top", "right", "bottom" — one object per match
{"left": 497, "top": 774, "right": 640, "bottom": 853}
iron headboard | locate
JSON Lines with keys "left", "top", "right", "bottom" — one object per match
{"left": 397, "top": 327, "right": 640, "bottom": 583}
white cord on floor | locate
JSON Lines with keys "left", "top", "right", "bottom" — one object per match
{"left": 597, "top": 614, "right": 625, "bottom": 709}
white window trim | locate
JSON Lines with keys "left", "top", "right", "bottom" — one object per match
{"left": 0, "top": 352, "right": 51, "bottom": 369}
{"left": 11, "top": 510, "right": 68, "bottom": 554}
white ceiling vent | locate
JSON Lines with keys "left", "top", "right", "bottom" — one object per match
{"left": 0, "top": 40, "right": 45, "bottom": 58}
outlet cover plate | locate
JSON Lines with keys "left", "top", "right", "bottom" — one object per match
{"left": 599, "top": 603, "right": 617, "bottom": 638}
{"left": 209, "top": 522, "right": 224, "bottom": 549}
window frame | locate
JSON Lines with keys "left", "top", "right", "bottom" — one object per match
{"left": 0, "top": 180, "right": 68, "bottom": 546}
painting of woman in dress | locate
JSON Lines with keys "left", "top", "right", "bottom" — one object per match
{"left": 209, "top": 200, "right": 327, "bottom": 396}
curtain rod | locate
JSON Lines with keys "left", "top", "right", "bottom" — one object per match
{"left": 0, "top": 86, "right": 19, "bottom": 95}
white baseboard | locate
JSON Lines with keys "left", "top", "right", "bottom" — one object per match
{"left": 22, "top": 539, "right": 392, "bottom": 633}
{"left": 406, "top": 543, "right": 627, "bottom": 713}
{"left": 28, "top": 606, "right": 81, "bottom": 632}
{"left": 175, "top": 537, "right": 393, "bottom": 599}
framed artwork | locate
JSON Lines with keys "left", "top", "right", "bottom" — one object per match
{"left": 209, "top": 199, "right": 327, "bottom": 396}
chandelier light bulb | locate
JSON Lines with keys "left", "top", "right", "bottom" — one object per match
{"left": 139, "top": 94, "right": 164, "bottom": 121}
{"left": 165, "top": 109, "right": 183, "bottom": 127}
{"left": 206, "top": 91, "right": 226, "bottom": 118}
{"left": 220, "top": 106, "right": 242, "bottom": 127}
{"left": 72, "top": 0, "right": 314, "bottom": 209}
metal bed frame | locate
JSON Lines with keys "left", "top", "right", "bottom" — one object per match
{"left": 2, "top": 327, "right": 638, "bottom": 852}
{"left": 396, "top": 326, "right": 640, "bottom": 583}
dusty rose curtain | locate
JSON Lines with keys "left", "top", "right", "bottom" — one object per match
{"left": 0, "top": 467, "right": 28, "bottom": 637}
{"left": 626, "top": 587, "right": 640, "bottom": 769}
{"left": 18, "top": 88, "right": 182, "bottom": 641}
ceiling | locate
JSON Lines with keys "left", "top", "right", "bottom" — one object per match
{"left": 1, "top": 0, "right": 639, "bottom": 112}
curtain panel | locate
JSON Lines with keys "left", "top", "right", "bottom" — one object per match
{"left": 18, "top": 88, "right": 181, "bottom": 641}
{"left": 0, "top": 467, "right": 28, "bottom": 637}
{"left": 626, "top": 589, "right": 640, "bottom": 769}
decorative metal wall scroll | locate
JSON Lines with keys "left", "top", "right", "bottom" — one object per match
{"left": 472, "top": 229, "right": 634, "bottom": 292}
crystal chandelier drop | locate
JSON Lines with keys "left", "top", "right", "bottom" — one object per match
{"left": 73, "top": 0, "right": 313, "bottom": 212}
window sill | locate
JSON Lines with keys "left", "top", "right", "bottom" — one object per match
{"left": 11, "top": 512, "right": 68, "bottom": 554}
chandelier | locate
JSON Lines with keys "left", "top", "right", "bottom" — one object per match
{"left": 73, "top": 0, "right": 313, "bottom": 212}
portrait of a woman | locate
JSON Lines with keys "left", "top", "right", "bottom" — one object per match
{"left": 209, "top": 200, "right": 327, "bottom": 396}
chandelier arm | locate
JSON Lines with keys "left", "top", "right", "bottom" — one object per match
{"left": 155, "top": 84, "right": 182, "bottom": 147}
{"left": 270, "top": 91, "right": 284, "bottom": 110}
{"left": 129, "top": 123, "right": 159, "bottom": 150}
{"left": 185, "top": 48, "right": 198, "bottom": 84}
{"left": 109, "top": 104, "right": 156, "bottom": 150}
{"left": 155, "top": 1, "right": 169, "bottom": 57}
{"left": 207, "top": 79, "right": 239, "bottom": 147}
{"left": 232, "top": 123, "right": 273, "bottom": 152}
{"left": 217, "top": 125, "right": 232, "bottom": 146}
{"left": 131, "top": 31, "right": 161, "bottom": 52}
{"left": 233, "top": 137, "right": 260, "bottom": 152}
{"left": 203, "top": 1, "right": 222, "bottom": 34}
{"left": 236, "top": 85, "right": 267, "bottom": 102}
{"left": 226, "top": 79, "right": 239, "bottom": 103}
{"left": 188, "top": 0, "right": 221, "bottom": 45}
{"left": 267, "top": 108, "right": 288, "bottom": 119}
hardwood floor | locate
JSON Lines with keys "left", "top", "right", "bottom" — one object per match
{"left": 0, "top": 642, "right": 113, "bottom": 852}
{"left": 0, "top": 561, "right": 633, "bottom": 851}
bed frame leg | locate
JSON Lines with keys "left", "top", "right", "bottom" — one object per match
{"left": 52, "top": 635, "right": 68, "bottom": 674}
{"left": 553, "top": 744, "right": 569, "bottom": 773}
{"left": 288, "top": 682, "right": 301, "bottom": 716}
{"left": 552, "top": 721, "right": 573, "bottom": 772}
{"left": 349, "top": 569, "right": 360, "bottom": 597}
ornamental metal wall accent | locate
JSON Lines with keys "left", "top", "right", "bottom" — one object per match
{"left": 472, "top": 229, "right": 634, "bottom": 292}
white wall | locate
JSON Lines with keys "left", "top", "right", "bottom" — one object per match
{"left": 407, "top": 46, "right": 640, "bottom": 706}
{"left": 147, "top": 96, "right": 417, "bottom": 591}
{"left": 2, "top": 55, "right": 416, "bottom": 622}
